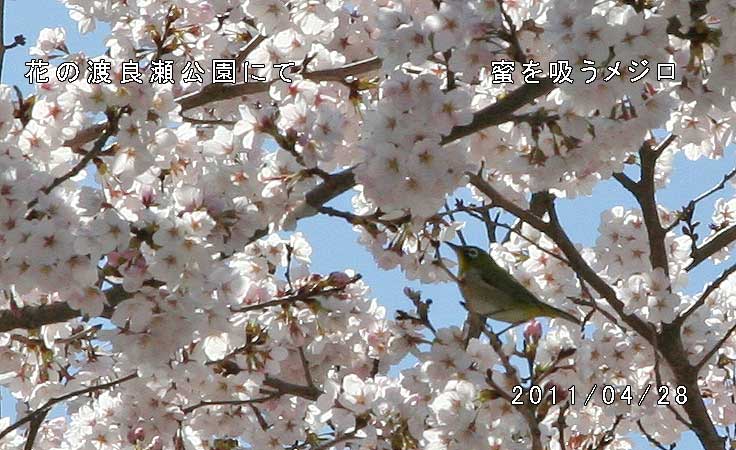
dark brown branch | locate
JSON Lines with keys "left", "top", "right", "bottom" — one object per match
{"left": 298, "top": 346, "right": 316, "bottom": 390}
{"left": 555, "top": 402, "right": 569, "bottom": 450}
{"left": 281, "top": 168, "right": 357, "bottom": 228}
{"left": 691, "top": 166, "right": 736, "bottom": 208}
{"left": 235, "top": 34, "right": 267, "bottom": 67}
{"left": 466, "top": 172, "right": 549, "bottom": 231}
{"left": 543, "top": 199, "right": 651, "bottom": 337}
{"left": 687, "top": 224, "right": 736, "bottom": 271}
{"left": 497, "top": 0, "right": 527, "bottom": 64}
{"left": 615, "top": 137, "right": 674, "bottom": 276}
{"left": 180, "top": 116, "right": 236, "bottom": 126}
{"left": 312, "top": 430, "right": 361, "bottom": 450}
{"left": 669, "top": 165, "right": 736, "bottom": 235}
{"left": 23, "top": 408, "right": 48, "bottom": 450}
{"left": 178, "top": 56, "right": 381, "bottom": 112}
{"left": 658, "top": 324, "right": 726, "bottom": 450}
{"left": 303, "top": 57, "right": 381, "bottom": 82}
{"left": 181, "top": 394, "right": 277, "bottom": 414}
{"left": 0, "top": 0, "right": 4, "bottom": 81}
{"left": 0, "top": 2, "right": 20, "bottom": 81}
{"left": 0, "top": 285, "right": 131, "bottom": 333}
{"left": 262, "top": 376, "right": 321, "bottom": 401}
{"left": 231, "top": 275, "right": 361, "bottom": 313}
{"left": 590, "top": 415, "right": 623, "bottom": 450}
{"left": 637, "top": 139, "right": 671, "bottom": 276}
{"left": 637, "top": 420, "right": 671, "bottom": 450}
{"left": 42, "top": 130, "right": 113, "bottom": 195}
{"left": 612, "top": 172, "right": 639, "bottom": 195}
{"left": 441, "top": 78, "right": 555, "bottom": 145}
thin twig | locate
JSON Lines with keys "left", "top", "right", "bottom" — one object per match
{"left": 676, "top": 262, "right": 736, "bottom": 325}
{"left": 444, "top": 201, "right": 467, "bottom": 245}
{"left": 637, "top": 419, "right": 671, "bottom": 450}
{"left": 687, "top": 224, "right": 736, "bottom": 271}
{"left": 556, "top": 402, "right": 569, "bottom": 450}
{"left": 26, "top": 111, "right": 120, "bottom": 211}
{"left": 181, "top": 394, "right": 277, "bottom": 414}
{"left": 0, "top": 0, "right": 4, "bottom": 81}
{"left": 691, "top": 166, "right": 736, "bottom": 208}
{"left": 298, "top": 346, "right": 316, "bottom": 390}
{"left": 695, "top": 321, "right": 736, "bottom": 371}
{"left": 0, "top": 373, "right": 137, "bottom": 440}
{"left": 231, "top": 275, "right": 361, "bottom": 313}
{"left": 235, "top": 34, "right": 267, "bottom": 67}
{"left": 497, "top": 0, "right": 527, "bottom": 64}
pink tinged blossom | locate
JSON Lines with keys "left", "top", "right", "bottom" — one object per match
{"left": 524, "top": 319, "right": 543, "bottom": 342}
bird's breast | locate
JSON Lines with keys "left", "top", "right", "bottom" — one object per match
{"left": 459, "top": 270, "right": 516, "bottom": 316}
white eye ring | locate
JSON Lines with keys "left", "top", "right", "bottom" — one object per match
{"left": 467, "top": 248, "right": 479, "bottom": 258}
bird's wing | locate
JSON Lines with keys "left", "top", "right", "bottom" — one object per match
{"left": 483, "top": 263, "right": 579, "bottom": 323}
{"left": 481, "top": 263, "right": 544, "bottom": 307}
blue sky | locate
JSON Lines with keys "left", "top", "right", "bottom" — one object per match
{"left": 2, "top": 1, "right": 732, "bottom": 448}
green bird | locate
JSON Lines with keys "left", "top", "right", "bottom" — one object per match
{"left": 446, "top": 242, "right": 580, "bottom": 343}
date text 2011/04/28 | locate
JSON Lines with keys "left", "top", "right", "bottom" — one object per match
{"left": 510, "top": 384, "right": 688, "bottom": 406}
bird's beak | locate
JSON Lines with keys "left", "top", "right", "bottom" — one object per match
{"left": 445, "top": 242, "right": 462, "bottom": 253}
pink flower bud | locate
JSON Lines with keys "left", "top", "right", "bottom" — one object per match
{"left": 107, "top": 251, "right": 123, "bottom": 267}
{"left": 141, "top": 186, "right": 155, "bottom": 208}
{"left": 328, "top": 271, "right": 351, "bottom": 288}
{"left": 524, "top": 319, "right": 542, "bottom": 342}
{"left": 127, "top": 427, "right": 145, "bottom": 444}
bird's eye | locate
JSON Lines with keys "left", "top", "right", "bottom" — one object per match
{"left": 466, "top": 248, "right": 479, "bottom": 258}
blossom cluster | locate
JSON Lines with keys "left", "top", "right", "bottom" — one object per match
{"left": 1, "top": 0, "right": 736, "bottom": 449}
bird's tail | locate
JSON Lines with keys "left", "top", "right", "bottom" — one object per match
{"left": 543, "top": 304, "right": 581, "bottom": 325}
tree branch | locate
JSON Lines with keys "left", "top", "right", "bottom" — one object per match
{"left": 181, "top": 394, "right": 277, "bottom": 415}
{"left": 234, "top": 34, "right": 267, "bottom": 67}
{"left": 658, "top": 324, "right": 726, "bottom": 450}
{"left": 615, "top": 137, "right": 674, "bottom": 276}
{"left": 484, "top": 328, "right": 543, "bottom": 450}
{"left": 178, "top": 56, "right": 381, "bottom": 112}
{"left": 0, "top": 373, "right": 137, "bottom": 441}
{"left": 676, "top": 261, "right": 736, "bottom": 325}
{"left": 637, "top": 139, "right": 672, "bottom": 276}
{"left": 64, "top": 56, "right": 382, "bottom": 149}
{"left": 694, "top": 321, "right": 736, "bottom": 371}
{"left": 0, "top": 0, "right": 4, "bottom": 81}
{"left": 0, "top": 285, "right": 131, "bottom": 333}
{"left": 22, "top": 408, "right": 48, "bottom": 450}
{"left": 231, "top": 274, "right": 361, "bottom": 313}
{"left": 26, "top": 111, "right": 119, "bottom": 211}
{"left": 441, "top": 78, "right": 555, "bottom": 145}
{"left": 467, "top": 172, "right": 652, "bottom": 338}
{"left": 262, "top": 376, "right": 321, "bottom": 401}
{"left": 687, "top": 223, "right": 736, "bottom": 271}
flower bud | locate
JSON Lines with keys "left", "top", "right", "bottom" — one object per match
{"left": 127, "top": 427, "right": 145, "bottom": 444}
{"left": 524, "top": 319, "right": 542, "bottom": 342}
{"left": 328, "top": 271, "right": 351, "bottom": 288}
